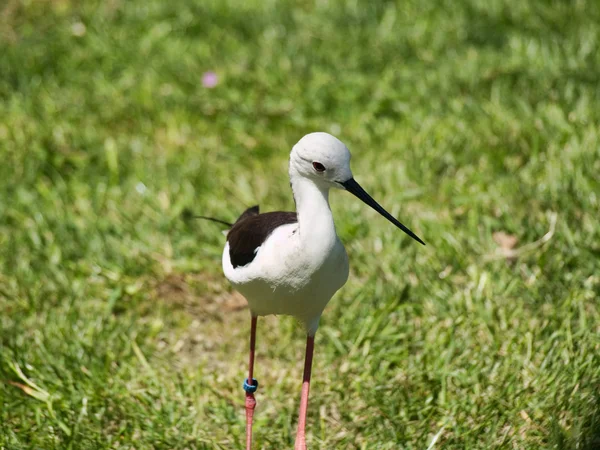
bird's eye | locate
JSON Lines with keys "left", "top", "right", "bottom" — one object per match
{"left": 312, "top": 162, "right": 326, "bottom": 172}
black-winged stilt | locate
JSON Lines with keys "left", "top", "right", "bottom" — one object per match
{"left": 207, "top": 132, "right": 424, "bottom": 449}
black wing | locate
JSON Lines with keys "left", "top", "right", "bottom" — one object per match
{"left": 228, "top": 209, "right": 297, "bottom": 268}
{"left": 233, "top": 205, "right": 260, "bottom": 225}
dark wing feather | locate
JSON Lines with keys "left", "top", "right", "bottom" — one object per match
{"left": 228, "top": 211, "right": 297, "bottom": 268}
{"left": 234, "top": 205, "right": 260, "bottom": 225}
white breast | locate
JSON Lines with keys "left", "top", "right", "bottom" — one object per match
{"left": 222, "top": 223, "right": 349, "bottom": 334}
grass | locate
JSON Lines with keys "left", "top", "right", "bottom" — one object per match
{"left": 1, "top": 0, "right": 600, "bottom": 448}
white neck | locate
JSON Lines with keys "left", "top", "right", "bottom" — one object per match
{"left": 290, "top": 175, "right": 337, "bottom": 254}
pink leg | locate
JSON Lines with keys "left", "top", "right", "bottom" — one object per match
{"left": 245, "top": 316, "right": 258, "bottom": 450}
{"left": 294, "top": 335, "right": 315, "bottom": 450}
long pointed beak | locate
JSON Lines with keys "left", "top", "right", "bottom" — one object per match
{"left": 341, "top": 178, "right": 425, "bottom": 245}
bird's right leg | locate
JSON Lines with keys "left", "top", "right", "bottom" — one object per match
{"left": 244, "top": 315, "right": 259, "bottom": 450}
{"left": 294, "top": 334, "right": 315, "bottom": 450}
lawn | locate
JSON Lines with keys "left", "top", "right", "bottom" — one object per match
{"left": 1, "top": 0, "right": 600, "bottom": 448}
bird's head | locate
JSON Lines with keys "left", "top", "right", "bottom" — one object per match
{"left": 289, "top": 132, "right": 353, "bottom": 190}
{"left": 289, "top": 132, "right": 425, "bottom": 245}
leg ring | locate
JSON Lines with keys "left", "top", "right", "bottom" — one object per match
{"left": 243, "top": 378, "right": 259, "bottom": 393}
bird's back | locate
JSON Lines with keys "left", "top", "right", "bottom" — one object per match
{"left": 227, "top": 207, "right": 298, "bottom": 268}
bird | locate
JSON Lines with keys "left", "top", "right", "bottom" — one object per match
{"left": 201, "top": 132, "right": 424, "bottom": 449}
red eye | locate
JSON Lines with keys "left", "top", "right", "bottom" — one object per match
{"left": 312, "top": 162, "right": 326, "bottom": 172}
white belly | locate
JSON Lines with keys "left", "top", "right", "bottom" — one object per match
{"left": 222, "top": 223, "right": 349, "bottom": 334}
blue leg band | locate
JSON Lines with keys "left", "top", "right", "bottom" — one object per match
{"left": 243, "top": 378, "right": 259, "bottom": 393}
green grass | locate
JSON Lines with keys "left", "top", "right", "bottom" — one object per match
{"left": 1, "top": 0, "right": 600, "bottom": 448}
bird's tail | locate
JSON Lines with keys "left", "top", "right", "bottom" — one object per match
{"left": 192, "top": 215, "right": 233, "bottom": 227}
{"left": 189, "top": 205, "right": 260, "bottom": 235}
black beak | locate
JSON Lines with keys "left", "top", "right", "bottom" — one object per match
{"left": 341, "top": 178, "right": 425, "bottom": 245}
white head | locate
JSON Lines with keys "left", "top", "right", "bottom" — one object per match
{"left": 289, "top": 132, "right": 353, "bottom": 189}
{"left": 289, "top": 132, "right": 426, "bottom": 246}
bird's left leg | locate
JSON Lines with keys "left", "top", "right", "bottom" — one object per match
{"left": 294, "top": 334, "right": 315, "bottom": 450}
{"left": 244, "top": 315, "right": 259, "bottom": 450}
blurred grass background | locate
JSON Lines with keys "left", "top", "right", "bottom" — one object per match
{"left": 1, "top": 0, "right": 600, "bottom": 448}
